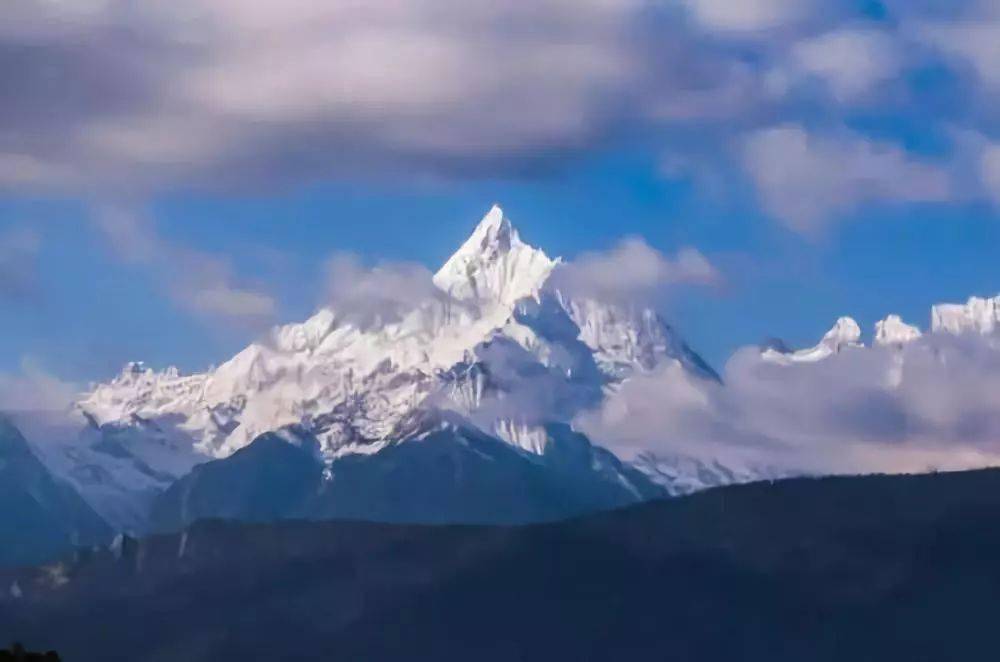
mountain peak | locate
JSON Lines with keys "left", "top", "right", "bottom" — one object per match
{"left": 763, "top": 316, "right": 862, "bottom": 364}
{"left": 932, "top": 295, "right": 1000, "bottom": 335}
{"left": 874, "top": 314, "right": 921, "bottom": 347}
{"left": 821, "top": 317, "right": 862, "bottom": 348}
{"left": 454, "top": 204, "right": 521, "bottom": 261}
{"left": 471, "top": 204, "right": 515, "bottom": 249}
{"left": 433, "top": 205, "right": 556, "bottom": 306}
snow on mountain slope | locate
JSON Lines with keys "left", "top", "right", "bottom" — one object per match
{"left": 433, "top": 204, "right": 557, "bottom": 307}
{"left": 631, "top": 451, "right": 796, "bottom": 496}
{"left": 874, "top": 314, "right": 922, "bottom": 347}
{"left": 762, "top": 316, "right": 863, "bottom": 363}
{"left": 57, "top": 205, "right": 715, "bottom": 528}
{"left": 932, "top": 295, "right": 1000, "bottom": 335}
{"left": 559, "top": 295, "right": 720, "bottom": 381}
{"left": 767, "top": 293, "right": 1000, "bottom": 364}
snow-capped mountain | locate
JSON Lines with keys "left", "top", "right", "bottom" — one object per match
{"left": 931, "top": 295, "right": 1000, "bottom": 336}
{"left": 766, "top": 293, "right": 1000, "bottom": 363}
{"left": 18, "top": 205, "right": 1000, "bottom": 538}
{"left": 433, "top": 205, "right": 557, "bottom": 306}
{"left": 46, "top": 205, "right": 717, "bottom": 529}
{"left": 762, "top": 316, "right": 862, "bottom": 363}
{"left": 874, "top": 314, "right": 922, "bottom": 347}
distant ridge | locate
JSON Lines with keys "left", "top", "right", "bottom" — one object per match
{"left": 5, "top": 467, "right": 1000, "bottom": 660}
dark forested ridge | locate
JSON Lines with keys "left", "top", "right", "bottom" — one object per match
{"left": 0, "top": 643, "right": 60, "bottom": 661}
{"left": 150, "top": 422, "right": 663, "bottom": 532}
{"left": 4, "top": 468, "right": 1000, "bottom": 661}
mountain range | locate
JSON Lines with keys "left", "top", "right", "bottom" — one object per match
{"left": 6, "top": 205, "right": 1000, "bottom": 565}
{"left": 8, "top": 205, "right": 721, "bottom": 553}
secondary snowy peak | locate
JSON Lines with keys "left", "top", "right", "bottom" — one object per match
{"left": 874, "top": 315, "right": 922, "bottom": 347}
{"left": 763, "top": 316, "right": 862, "bottom": 363}
{"left": 761, "top": 295, "right": 1000, "bottom": 366}
{"left": 433, "top": 205, "right": 557, "bottom": 307}
{"left": 931, "top": 295, "right": 1000, "bottom": 336}
{"left": 819, "top": 316, "right": 863, "bottom": 349}
{"left": 558, "top": 296, "right": 719, "bottom": 381}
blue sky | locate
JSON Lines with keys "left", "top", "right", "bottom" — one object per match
{"left": 2, "top": 0, "right": 1000, "bottom": 385}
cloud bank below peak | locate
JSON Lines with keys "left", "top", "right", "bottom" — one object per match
{"left": 580, "top": 301, "right": 1000, "bottom": 477}
{"left": 93, "top": 206, "right": 276, "bottom": 326}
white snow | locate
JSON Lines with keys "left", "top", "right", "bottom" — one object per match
{"left": 766, "top": 295, "right": 1000, "bottom": 366}
{"left": 874, "top": 314, "right": 922, "bottom": 347}
{"left": 763, "top": 316, "right": 863, "bottom": 363}
{"left": 632, "top": 452, "right": 795, "bottom": 496}
{"left": 931, "top": 295, "right": 1000, "bottom": 335}
{"left": 433, "top": 204, "right": 557, "bottom": 307}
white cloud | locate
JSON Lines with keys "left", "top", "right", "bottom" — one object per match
{"left": 741, "top": 124, "right": 952, "bottom": 232}
{"left": 915, "top": 21, "right": 1000, "bottom": 90}
{"left": 980, "top": 142, "right": 1000, "bottom": 204}
{"left": 93, "top": 207, "right": 276, "bottom": 325}
{"left": 0, "top": 357, "right": 78, "bottom": 414}
{"left": 1, "top": 0, "right": 997, "bottom": 235}
{"left": 190, "top": 285, "right": 276, "bottom": 320}
{"left": 323, "top": 253, "right": 449, "bottom": 328}
{"left": 789, "top": 29, "right": 905, "bottom": 102}
{"left": 579, "top": 328, "right": 1000, "bottom": 476}
{"left": 548, "top": 238, "right": 719, "bottom": 305}
{"left": 0, "top": 0, "right": 644, "bottom": 192}
{"left": 680, "top": 0, "right": 818, "bottom": 32}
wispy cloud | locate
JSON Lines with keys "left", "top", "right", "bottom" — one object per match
{"left": 548, "top": 238, "right": 720, "bottom": 305}
{"left": 915, "top": 19, "right": 1000, "bottom": 90}
{"left": 579, "top": 324, "right": 1000, "bottom": 476}
{"left": 93, "top": 207, "right": 276, "bottom": 326}
{"left": 787, "top": 29, "right": 906, "bottom": 103}
{"left": 0, "top": 357, "right": 78, "bottom": 414}
{"left": 323, "top": 253, "right": 449, "bottom": 328}
{"left": 679, "top": 0, "right": 827, "bottom": 33}
{"left": 980, "top": 143, "right": 1000, "bottom": 205}
{"left": 741, "top": 125, "right": 952, "bottom": 233}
